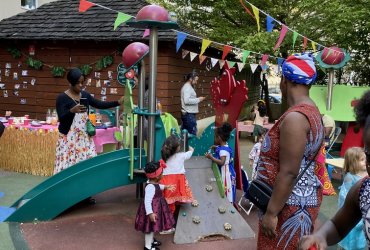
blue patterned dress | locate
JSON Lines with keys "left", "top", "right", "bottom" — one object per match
{"left": 359, "top": 177, "right": 370, "bottom": 249}
{"left": 256, "top": 104, "right": 324, "bottom": 250}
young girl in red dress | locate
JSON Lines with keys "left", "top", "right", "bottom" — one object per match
{"left": 135, "top": 161, "right": 176, "bottom": 250}
{"left": 160, "top": 135, "right": 194, "bottom": 217}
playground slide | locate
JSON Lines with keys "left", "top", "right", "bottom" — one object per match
{"left": 174, "top": 157, "right": 254, "bottom": 244}
{"left": 5, "top": 148, "right": 147, "bottom": 222}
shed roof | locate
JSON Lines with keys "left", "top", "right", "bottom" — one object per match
{"left": 0, "top": 0, "right": 183, "bottom": 41}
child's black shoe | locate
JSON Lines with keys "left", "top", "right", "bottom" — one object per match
{"left": 152, "top": 238, "right": 162, "bottom": 247}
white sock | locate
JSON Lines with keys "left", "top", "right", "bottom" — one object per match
{"left": 144, "top": 232, "right": 154, "bottom": 249}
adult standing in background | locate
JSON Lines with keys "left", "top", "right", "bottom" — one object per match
{"left": 180, "top": 71, "right": 206, "bottom": 136}
{"left": 54, "top": 68, "right": 123, "bottom": 174}
{"left": 256, "top": 54, "right": 324, "bottom": 249}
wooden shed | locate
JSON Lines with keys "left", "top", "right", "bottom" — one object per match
{"left": 0, "top": 0, "right": 261, "bottom": 122}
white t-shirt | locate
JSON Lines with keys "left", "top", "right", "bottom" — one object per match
{"left": 163, "top": 150, "right": 193, "bottom": 175}
{"left": 219, "top": 147, "right": 231, "bottom": 166}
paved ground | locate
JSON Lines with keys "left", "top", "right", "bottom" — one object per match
{"left": 0, "top": 136, "right": 341, "bottom": 250}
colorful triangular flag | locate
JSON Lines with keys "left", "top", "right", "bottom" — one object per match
{"left": 292, "top": 31, "right": 299, "bottom": 50}
{"left": 303, "top": 37, "right": 308, "bottom": 51}
{"left": 237, "top": 62, "right": 245, "bottom": 72}
{"left": 261, "top": 54, "right": 269, "bottom": 67}
{"left": 266, "top": 15, "right": 275, "bottom": 32}
{"left": 211, "top": 58, "right": 218, "bottom": 67}
{"left": 227, "top": 61, "right": 236, "bottom": 68}
{"left": 277, "top": 58, "right": 284, "bottom": 72}
{"left": 176, "top": 32, "right": 187, "bottom": 52}
{"left": 114, "top": 12, "right": 131, "bottom": 30}
{"left": 251, "top": 5, "right": 260, "bottom": 32}
{"left": 311, "top": 41, "right": 317, "bottom": 52}
{"left": 200, "top": 39, "right": 212, "bottom": 56}
{"left": 273, "top": 25, "right": 288, "bottom": 51}
{"left": 189, "top": 52, "right": 197, "bottom": 62}
{"left": 79, "top": 0, "right": 95, "bottom": 12}
{"left": 219, "top": 60, "right": 225, "bottom": 69}
{"left": 250, "top": 63, "right": 258, "bottom": 73}
{"left": 199, "top": 55, "right": 207, "bottom": 65}
{"left": 182, "top": 49, "right": 189, "bottom": 59}
{"left": 222, "top": 45, "right": 233, "bottom": 60}
{"left": 143, "top": 29, "right": 150, "bottom": 38}
{"left": 242, "top": 50, "right": 251, "bottom": 64}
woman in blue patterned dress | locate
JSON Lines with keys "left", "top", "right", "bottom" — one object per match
{"left": 299, "top": 90, "right": 370, "bottom": 250}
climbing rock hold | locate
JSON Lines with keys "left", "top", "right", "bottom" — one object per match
{"left": 218, "top": 206, "right": 226, "bottom": 214}
{"left": 205, "top": 185, "right": 213, "bottom": 192}
{"left": 182, "top": 212, "right": 187, "bottom": 216}
{"left": 224, "top": 223, "right": 232, "bottom": 230}
{"left": 191, "top": 200, "right": 199, "bottom": 207}
{"left": 192, "top": 216, "right": 201, "bottom": 224}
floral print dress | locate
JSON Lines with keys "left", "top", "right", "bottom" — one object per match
{"left": 54, "top": 112, "right": 96, "bottom": 174}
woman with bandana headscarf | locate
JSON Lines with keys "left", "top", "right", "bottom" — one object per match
{"left": 54, "top": 68, "right": 123, "bottom": 174}
{"left": 255, "top": 54, "right": 324, "bottom": 249}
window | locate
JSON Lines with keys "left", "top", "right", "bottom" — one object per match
{"left": 21, "top": 0, "right": 38, "bottom": 10}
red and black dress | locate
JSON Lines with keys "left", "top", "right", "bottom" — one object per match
{"left": 256, "top": 104, "right": 324, "bottom": 250}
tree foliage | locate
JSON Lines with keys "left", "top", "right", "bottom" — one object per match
{"left": 150, "top": 0, "right": 369, "bottom": 84}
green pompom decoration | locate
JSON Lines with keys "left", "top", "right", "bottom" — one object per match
{"left": 51, "top": 66, "right": 66, "bottom": 77}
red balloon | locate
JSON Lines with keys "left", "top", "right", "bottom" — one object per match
{"left": 136, "top": 5, "right": 169, "bottom": 22}
{"left": 122, "top": 42, "right": 149, "bottom": 69}
{"left": 321, "top": 46, "right": 345, "bottom": 65}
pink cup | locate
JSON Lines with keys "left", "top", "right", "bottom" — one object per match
{"left": 8, "top": 117, "right": 13, "bottom": 124}
{"left": 23, "top": 119, "right": 30, "bottom": 126}
{"left": 24, "top": 115, "right": 29, "bottom": 119}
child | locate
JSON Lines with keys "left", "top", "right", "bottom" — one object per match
{"left": 251, "top": 100, "right": 267, "bottom": 142}
{"left": 337, "top": 147, "right": 367, "bottom": 250}
{"left": 249, "top": 132, "right": 265, "bottom": 180}
{"left": 135, "top": 161, "right": 176, "bottom": 250}
{"left": 160, "top": 135, "right": 194, "bottom": 216}
{"left": 205, "top": 122, "right": 236, "bottom": 205}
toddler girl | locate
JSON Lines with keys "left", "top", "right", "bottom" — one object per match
{"left": 135, "top": 161, "right": 175, "bottom": 250}
{"left": 205, "top": 122, "right": 236, "bottom": 205}
{"left": 160, "top": 135, "right": 194, "bottom": 216}
{"left": 338, "top": 147, "right": 367, "bottom": 250}
{"left": 249, "top": 132, "right": 265, "bottom": 180}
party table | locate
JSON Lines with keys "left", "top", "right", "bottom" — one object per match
{"left": 0, "top": 122, "right": 119, "bottom": 176}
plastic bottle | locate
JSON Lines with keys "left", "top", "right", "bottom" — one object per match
{"left": 157, "top": 100, "right": 162, "bottom": 114}
{"left": 96, "top": 110, "right": 101, "bottom": 125}
{"left": 46, "top": 109, "right": 52, "bottom": 124}
{"left": 51, "top": 109, "right": 58, "bottom": 126}
{"left": 89, "top": 110, "right": 96, "bottom": 126}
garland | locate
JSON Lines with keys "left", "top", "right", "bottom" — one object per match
{"left": 6, "top": 46, "right": 116, "bottom": 77}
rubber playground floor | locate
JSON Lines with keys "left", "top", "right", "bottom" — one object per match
{"left": 0, "top": 136, "right": 341, "bottom": 250}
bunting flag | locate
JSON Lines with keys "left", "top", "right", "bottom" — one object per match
{"left": 237, "top": 62, "right": 245, "bottom": 72}
{"left": 261, "top": 54, "right": 269, "bottom": 66}
{"left": 79, "top": 0, "right": 95, "bottom": 12}
{"left": 242, "top": 50, "right": 251, "bottom": 64}
{"left": 266, "top": 15, "right": 275, "bottom": 32}
{"left": 176, "top": 32, "right": 187, "bottom": 52}
{"left": 239, "top": 0, "right": 255, "bottom": 19}
{"left": 292, "top": 31, "right": 299, "bottom": 49}
{"left": 219, "top": 60, "right": 225, "bottom": 69}
{"left": 227, "top": 61, "right": 236, "bottom": 68}
{"left": 250, "top": 63, "right": 258, "bottom": 73}
{"left": 221, "top": 45, "right": 233, "bottom": 60}
{"left": 251, "top": 5, "right": 260, "bottom": 32}
{"left": 114, "top": 12, "right": 131, "bottom": 30}
{"left": 211, "top": 58, "right": 218, "bottom": 67}
{"left": 273, "top": 25, "right": 288, "bottom": 51}
{"left": 200, "top": 39, "right": 212, "bottom": 56}
{"left": 189, "top": 52, "right": 197, "bottom": 62}
{"left": 277, "top": 58, "right": 284, "bottom": 72}
{"left": 182, "top": 49, "right": 189, "bottom": 59}
{"left": 311, "top": 41, "right": 317, "bottom": 52}
{"left": 143, "top": 29, "right": 150, "bottom": 38}
{"left": 199, "top": 55, "right": 207, "bottom": 65}
{"left": 303, "top": 37, "right": 308, "bottom": 51}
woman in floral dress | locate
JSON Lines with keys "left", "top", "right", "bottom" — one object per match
{"left": 54, "top": 68, "right": 122, "bottom": 174}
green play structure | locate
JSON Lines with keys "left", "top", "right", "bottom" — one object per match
{"left": 310, "top": 85, "right": 368, "bottom": 121}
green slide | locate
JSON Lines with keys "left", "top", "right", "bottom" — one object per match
{"left": 5, "top": 148, "right": 147, "bottom": 222}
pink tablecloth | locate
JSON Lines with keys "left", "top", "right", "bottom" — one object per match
{"left": 3, "top": 121, "right": 118, "bottom": 154}
{"left": 237, "top": 121, "right": 274, "bottom": 133}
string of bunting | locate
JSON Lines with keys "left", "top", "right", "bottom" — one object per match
{"left": 242, "top": 0, "right": 347, "bottom": 55}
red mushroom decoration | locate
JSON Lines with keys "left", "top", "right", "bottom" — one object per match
{"left": 121, "top": 42, "right": 149, "bottom": 69}
{"left": 136, "top": 4, "right": 169, "bottom": 22}
{"left": 316, "top": 46, "right": 350, "bottom": 69}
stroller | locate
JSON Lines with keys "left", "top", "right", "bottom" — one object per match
{"left": 238, "top": 167, "right": 254, "bottom": 215}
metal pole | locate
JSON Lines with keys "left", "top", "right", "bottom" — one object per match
{"left": 137, "top": 61, "right": 145, "bottom": 169}
{"left": 147, "top": 27, "right": 158, "bottom": 162}
{"left": 326, "top": 70, "right": 334, "bottom": 111}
